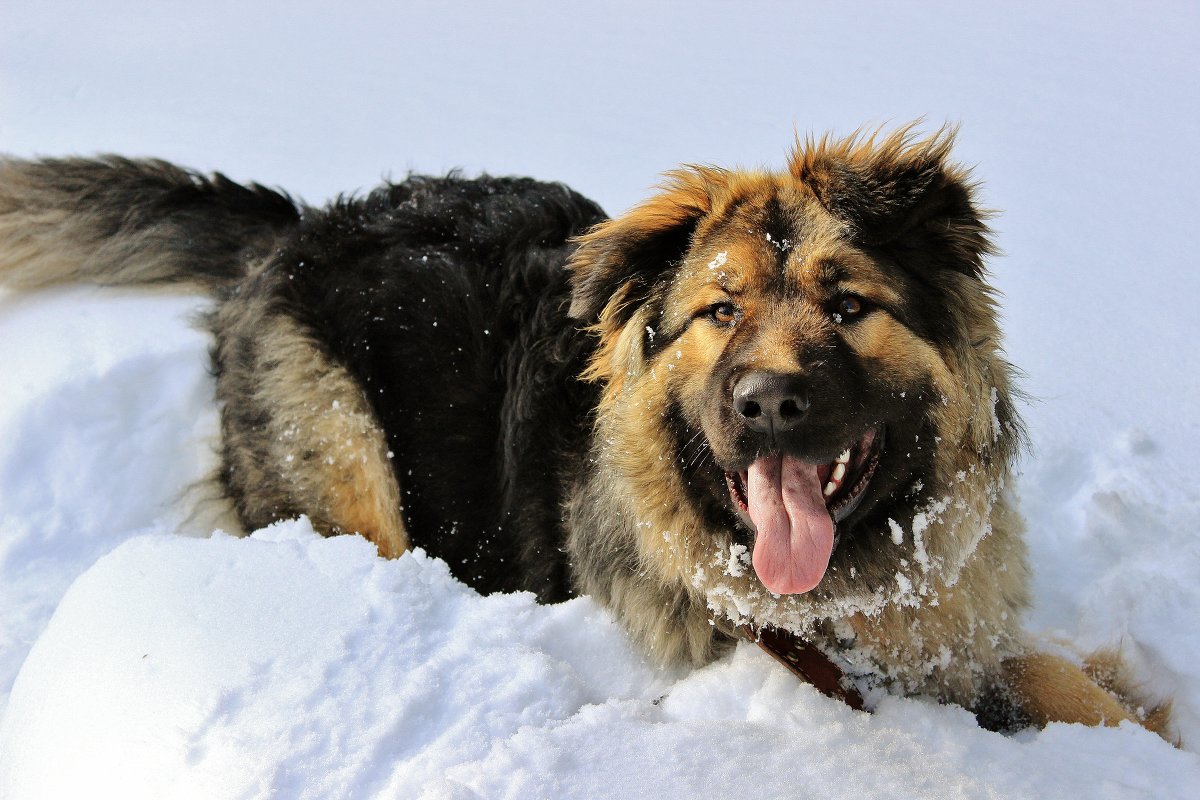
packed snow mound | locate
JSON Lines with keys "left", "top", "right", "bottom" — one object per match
{"left": 1, "top": 519, "right": 1196, "bottom": 800}
{"left": 0, "top": 288, "right": 232, "bottom": 712}
{"left": 0, "top": 521, "right": 662, "bottom": 798}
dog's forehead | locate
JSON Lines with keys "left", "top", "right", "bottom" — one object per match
{"left": 690, "top": 181, "right": 862, "bottom": 293}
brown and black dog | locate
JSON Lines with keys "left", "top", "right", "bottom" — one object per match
{"left": 0, "top": 126, "right": 1169, "bottom": 736}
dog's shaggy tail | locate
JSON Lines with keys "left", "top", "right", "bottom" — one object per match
{"left": 0, "top": 156, "right": 299, "bottom": 290}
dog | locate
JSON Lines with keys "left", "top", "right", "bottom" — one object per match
{"left": 0, "top": 126, "right": 1170, "bottom": 736}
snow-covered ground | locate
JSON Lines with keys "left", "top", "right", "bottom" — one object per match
{"left": 2, "top": 2, "right": 1199, "bottom": 797}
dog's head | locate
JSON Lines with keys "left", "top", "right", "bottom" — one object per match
{"left": 568, "top": 126, "right": 1021, "bottom": 614}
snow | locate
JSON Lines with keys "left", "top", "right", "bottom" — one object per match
{"left": 4, "top": 522, "right": 1199, "bottom": 799}
{"left": 2, "top": 1, "right": 1199, "bottom": 797}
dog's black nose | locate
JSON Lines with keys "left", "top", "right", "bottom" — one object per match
{"left": 733, "top": 372, "right": 810, "bottom": 434}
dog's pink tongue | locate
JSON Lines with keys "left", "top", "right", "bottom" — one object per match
{"left": 747, "top": 454, "right": 835, "bottom": 595}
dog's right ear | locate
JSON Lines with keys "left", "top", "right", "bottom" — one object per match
{"left": 567, "top": 169, "right": 716, "bottom": 328}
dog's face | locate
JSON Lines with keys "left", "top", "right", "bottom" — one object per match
{"left": 659, "top": 204, "right": 951, "bottom": 596}
{"left": 569, "top": 128, "right": 1020, "bottom": 625}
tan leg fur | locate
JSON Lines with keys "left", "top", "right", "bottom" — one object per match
{"left": 212, "top": 293, "right": 410, "bottom": 559}
{"left": 1003, "top": 651, "right": 1174, "bottom": 742}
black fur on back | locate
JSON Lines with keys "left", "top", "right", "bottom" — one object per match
{"left": 257, "top": 175, "right": 607, "bottom": 599}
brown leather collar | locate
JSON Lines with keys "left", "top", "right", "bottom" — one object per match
{"left": 737, "top": 623, "right": 866, "bottom": 711}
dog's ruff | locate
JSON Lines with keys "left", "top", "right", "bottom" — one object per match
{"left": 0, "top": 126, "right": 1171, "bottom": 737}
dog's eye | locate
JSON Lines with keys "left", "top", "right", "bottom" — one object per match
{"left": 833, "top": 295, "right": 867, "bottom": 322}
{"left": 708, "top": 302, "right": 738, "bottom": 326}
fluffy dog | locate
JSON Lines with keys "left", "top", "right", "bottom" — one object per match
{"left": 0, "top": 127, "right": 1168, "bottom": 735}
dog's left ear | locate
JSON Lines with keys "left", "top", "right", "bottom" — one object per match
{"left": 791, "top": 126, "right": 994, "bottom": 278}
{"left": 567, "top": 169, "right": 716, "bottom": 326}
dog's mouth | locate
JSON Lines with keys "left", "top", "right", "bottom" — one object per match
{"left": 724, "top": 429, "right": 881, "bottom": 595}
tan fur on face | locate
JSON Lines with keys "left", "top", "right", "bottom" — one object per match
{"left": 577, "top": 159, "right": 1029, "bottom": 700}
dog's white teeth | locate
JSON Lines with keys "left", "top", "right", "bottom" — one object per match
{"left": 832, "top": 462, "right": 846, "bottom": 482}
{"left": 836, "top": 449, "right": 851, "bottom": 465}
{"left": 823, "top": 481, "right": 837, "bottom": 497}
